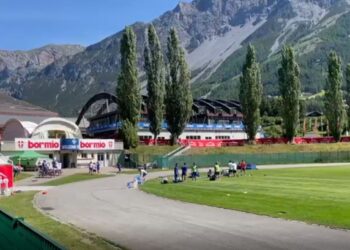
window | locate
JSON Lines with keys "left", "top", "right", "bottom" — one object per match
{"left": 139, "top": 135, "right": 152, "bottom": 140}
{"left": 106, "top": 154, "right": 110, "bottom": 160}
{"left": 215, "top": 136, "right": 230, "bottom": 139}
{"left": 81, "top": 153, "right": 87, "bottom": 158}
{"left": 98, "top": 154, "right": 104, "bottom": 161}
{"left": 205, "top": 137, "right": 212, "bottom": 139}
{"left": 186, "top": 135, "right": 201, "bottom": 140}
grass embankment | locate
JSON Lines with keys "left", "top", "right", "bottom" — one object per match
{"left": 0, "top": 192, "right": 120, "bottom": 250}
{"left": 41, "top": 173, "right": 112, "bottom": 186}
{"left": 130, "top": 145, "right": 178, "bottom": 155}
{"left": 187, "top": 143, "right": 350, "bottom": 155}
{"left": 142, "top": 166, "right": 350, "bottom": 229}
{"left": 14, "top": 172, "right": 33, "bottom": 182}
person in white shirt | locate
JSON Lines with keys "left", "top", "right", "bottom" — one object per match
{"left": 228, "top": 160, "right": 237, "bottom": 177}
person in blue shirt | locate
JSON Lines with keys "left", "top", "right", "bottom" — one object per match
{"left": 181, "top": 163, "right": 188, "bottom": 181}
{"left": 174, "top": 163, "right": 179, "bottom": 182}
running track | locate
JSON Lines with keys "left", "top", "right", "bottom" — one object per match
{"left": 35, "top": 165, "right": 350, "bottom": 250}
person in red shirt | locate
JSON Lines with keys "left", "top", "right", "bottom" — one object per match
{"left": 240, "top": 160, "right": 247, "bottom": 176}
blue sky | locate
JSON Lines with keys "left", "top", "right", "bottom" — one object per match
{"left": 0, "top": 0, "right": 188, "bottom": 51}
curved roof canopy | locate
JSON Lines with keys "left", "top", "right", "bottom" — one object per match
{"left": 2, "top": 119, "right": 38, "bottom": 140}
{"left": 31, "top": 117, "right": 82, "bottom": 139}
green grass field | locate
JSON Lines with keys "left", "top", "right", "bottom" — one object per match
{"left": 41, "top": 173, "right": 112, "bottom": 186}
{"left": 186, "top": 143, "right": 350, "bottom": 155}
{"left": 0, "top": 192, "right": 120, "bottom": 250}
{"left": 14, "top": 172, "right": 33, "bottom": 182}
{"left": 141, "top": 166, "right": 350, "bottom": 229}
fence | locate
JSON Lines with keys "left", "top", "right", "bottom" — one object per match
{"left": 157, "top": 151, "right": 350, "bottom": 168}
{"left": 0, "top": 209, "right": 66, "bottom": 250}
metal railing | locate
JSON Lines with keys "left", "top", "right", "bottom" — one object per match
{"left": 0, "top": 209, "right": 66, "bottom": 250}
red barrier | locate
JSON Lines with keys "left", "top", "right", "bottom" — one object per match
{"left": 140, "top": 136, "right": 350, "bottom": 147}
{"left": 141, "top": 139, "right": 172, "bottom": 145}
{"left": 0, "top": 164, "right": 13, "bottom": 189}
{"left": 256, "top": 138, "right": 289, "bottom": 144}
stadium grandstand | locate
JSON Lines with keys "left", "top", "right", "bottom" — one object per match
{"left": 76, "top": 93, "right": 256, "bottom": 141}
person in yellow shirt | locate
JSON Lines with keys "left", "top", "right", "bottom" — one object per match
{"left": 191, "top": 162, "right": 198, "bottom": 181}
{"left": 214, "top": 162, "right": 220, "bottom": 178}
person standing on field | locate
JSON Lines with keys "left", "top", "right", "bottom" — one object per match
{"left": 191, "top": 162, "right": 198, "bottom": 181}
{"left": 214, "top": 162, "right": 221, "bottom": 178}
{"left": 181, "top": 163, "right": 188, "bottom": 181}
{"left": 174, "top": 163, "right": 179, "bottom": 182}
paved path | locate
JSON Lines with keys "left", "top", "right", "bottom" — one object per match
{"left": 35, "top": 167, "right": 350, "bottom": 250}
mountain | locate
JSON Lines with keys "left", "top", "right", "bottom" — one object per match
{"left": 0, "top": 44, "right": 84, "bottom": 98}
{"left": 3, "top": 0, "right": 350, "bottom": 116}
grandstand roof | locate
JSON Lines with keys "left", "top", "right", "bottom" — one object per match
{"left": 77, "top": 92, "right": 243, "bottom": 124}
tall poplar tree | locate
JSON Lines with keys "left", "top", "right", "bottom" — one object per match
{"left": 325, "top": 51, "right": 344, "bottom": 142}
{"left": 116, "top": 26, "right": 141, "bottom": 148}
{"left": 278, "top": 46, "right": 301, "bottom": 143}
{"left": 345, "top": 64, "right": 350, "bottom": 130}
{"left": 144, "top": 24, "right": 165, "bottom": 144}
{"left": 165, "top": 28, "right": 193, "bottom": 145}
{"left": 239, "top": 44, "right": 262, "bottom": 143}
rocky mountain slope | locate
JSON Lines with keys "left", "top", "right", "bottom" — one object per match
{"left": 0, "top": 44, "right": 84, "bottom": 98}
{"left": 2, "top": 0, "right": 350, "bottom": 116}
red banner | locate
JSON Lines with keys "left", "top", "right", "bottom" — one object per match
{"left": 141, "top": 136, "right": 350, "bottom": 147}
{"left": 0, "top": 165, "right": 13, "bottom": 189}
{"left": 256, "top": 138, "right": 289, "bottom": 144}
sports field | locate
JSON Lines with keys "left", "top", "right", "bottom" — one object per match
{"left": 186, "top": 143, "right": 350, "bottom": 155}
{"left": 141, "top": 166, "right": 350, "bottom": 229}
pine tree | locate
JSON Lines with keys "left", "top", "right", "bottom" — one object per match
{"left": 116, "top": 26, "right": 141, "bottom": 149}
{"left": 144, "top": 24, "right": 165, "bottom": 144}
{"left": 239, "top": 44, "right": 262, "bottom": 143}
{"left": 165, "top": 28, "right": 193, "bottom": 145}
{"left": 278, "top": 46, "right": 301, "bottom": 143}
{"left": 345, "top": 64, "right": 350, "bottom": 130}
{"left": 325, "top": 51, "right": 344, "bottom": 142}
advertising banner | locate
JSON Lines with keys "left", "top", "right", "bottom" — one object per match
{"left": 15, "top": 138, "right": 61, "bottom": 151}
{"left": 61, "top": 138, "right": 79, "bottom": 150}
{"left": 0, "top": 165, "right": 13, "bottom": 189}
{"left": 79, "top": 139, "right": 115, "bottom": 151}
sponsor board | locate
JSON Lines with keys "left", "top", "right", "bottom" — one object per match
{"left": 15, "top": 138, "right": 116, "bottom": 151}
{"left": 15, "top": 138, "right": 61, "bottom": 151}
{"left": 0, "top": 165, "right": 13, "bottom": 189}
{"left": 79, "top": 139, "right": 115, "bottom": 150}
{"left": 61, "top": 138, "right": 79, "bottom": 150}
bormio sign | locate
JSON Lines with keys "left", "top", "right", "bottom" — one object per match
{"left": 15, "top": 138, "right": 115, "bottom": 151}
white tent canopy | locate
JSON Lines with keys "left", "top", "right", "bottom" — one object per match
{"left": 31, "top": 117, "right": 82, "bottom": 139}
{"left": 2, "top": 119, "right": 37, "bottom": 140}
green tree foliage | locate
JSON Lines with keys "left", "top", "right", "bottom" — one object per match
{"left": 239, "top": 44, "right": 262, "bottom": 143}
{"left": 324, "top": 51, "right": 344, "bottom": 142}
{"left": 144, "top": 24, "right": 165, "bottom": 143}
{"left": 260, "top": 97, "right": 281, "bottom": 117}
{"left": 165, "top": 28, "right": 193, "bottom": 145}
{"left": 278, "top": 46, "right": 301, "bottom": 142}
{"left": 116, "top": 26, "right": 141, "bottom": 148}
{"left": 121, "top": 120, "right": 138, "bottom": 149}
{"left": 346, "top": 64, "right": 350, "bottom": 130}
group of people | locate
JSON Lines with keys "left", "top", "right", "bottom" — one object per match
{"left": 171, "top": 160, "right": 249, "bottom": 183}
{"left": 208, "top": 160, "right": 248, "bottom": 180}
{"left": 173, "top": 162, "right": 199, "bottom": 183}
{"left": 88, "top": 161, "right": 101, "bottom": 174}
{"left": 38, "top": 159, "right": 62, "bottom": 177}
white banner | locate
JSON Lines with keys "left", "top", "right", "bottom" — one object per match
{"left": 79, "top": 139, "right": 115, "bottom": 151}
{"left": 15, "top": 138, "right": 61, "bottom": 151}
